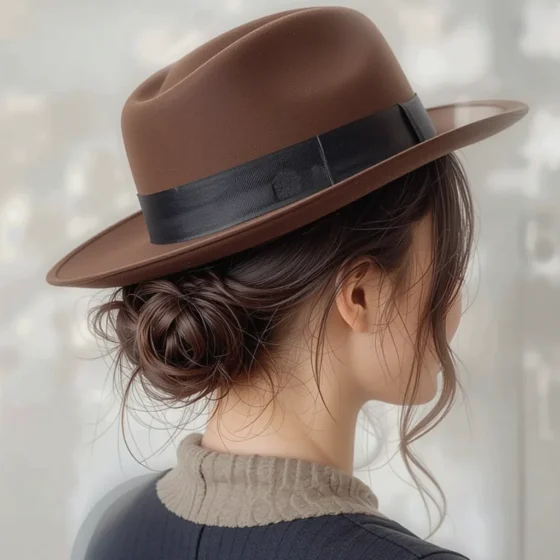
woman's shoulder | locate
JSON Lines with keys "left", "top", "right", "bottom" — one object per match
{"left": 337, "top": 512, "right": 470, "bottom": 560}
{"left": 72, "top": 471, "right": 169, "bottom": 560}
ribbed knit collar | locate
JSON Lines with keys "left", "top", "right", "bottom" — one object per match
{"left": 156, "top": 432, "right": 381, "bottom": 527}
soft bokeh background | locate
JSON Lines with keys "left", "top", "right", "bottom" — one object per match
{"left": 1, "top": 1, "right": 559, "bottom": 559}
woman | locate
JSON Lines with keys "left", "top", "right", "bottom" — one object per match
{"left": 47, "top": 6, "right": 528, "bottom": 560}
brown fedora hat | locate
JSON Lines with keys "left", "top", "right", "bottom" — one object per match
{"left": 46, "top": 6, "right": 528, "bottom": 289}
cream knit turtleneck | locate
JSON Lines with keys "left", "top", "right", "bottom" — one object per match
{"left": 156, "top": 432, "right": 381, "bottom": 528}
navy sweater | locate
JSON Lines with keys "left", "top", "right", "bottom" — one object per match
{"left": 80, "top": 473, "right": 468, "bottom": 560}
{"left": 76, "top": 433, "right": 469, "bottom": 560}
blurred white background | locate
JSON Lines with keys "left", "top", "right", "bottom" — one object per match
{"left": 1, "top": 1, "right": 559, "bottom": 559}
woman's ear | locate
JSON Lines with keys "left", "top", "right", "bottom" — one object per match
{"left": 334, "top": 258, "right": 387, "bottom": 334}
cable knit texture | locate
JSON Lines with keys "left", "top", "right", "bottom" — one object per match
{"left": 156, "top": 432, "right": 381, "bottom": 527}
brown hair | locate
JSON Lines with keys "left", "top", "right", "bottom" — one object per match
{"left": 89, "top": 152, "right": 474, "bottom": 532}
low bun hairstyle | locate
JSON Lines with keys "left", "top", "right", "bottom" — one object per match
{"left": 89, "top": 152, "right": 474, "bottom": 531}
{"left": 93, "top": 265, "right": 301, "bottom": 408}
{"left": 118, "top": 273, "right": 249, "bottom": 402}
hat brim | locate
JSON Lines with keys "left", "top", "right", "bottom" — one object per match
{"left": 46, "top": 99, "right": 528, "bottom": 288}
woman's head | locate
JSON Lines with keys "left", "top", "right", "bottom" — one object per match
{"left": 90, "top": 151, "right": 474, "bottom": 525}
{"left": 91, "top": 152, "right": 472, "bottom": 405}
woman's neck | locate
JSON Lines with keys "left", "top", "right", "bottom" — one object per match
{"left": 202, "top": 369, "right": 363, "bottom": 474}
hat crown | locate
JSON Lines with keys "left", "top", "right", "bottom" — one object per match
{"left": 121, "top": 7, "right": 413, "bottom": 195}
